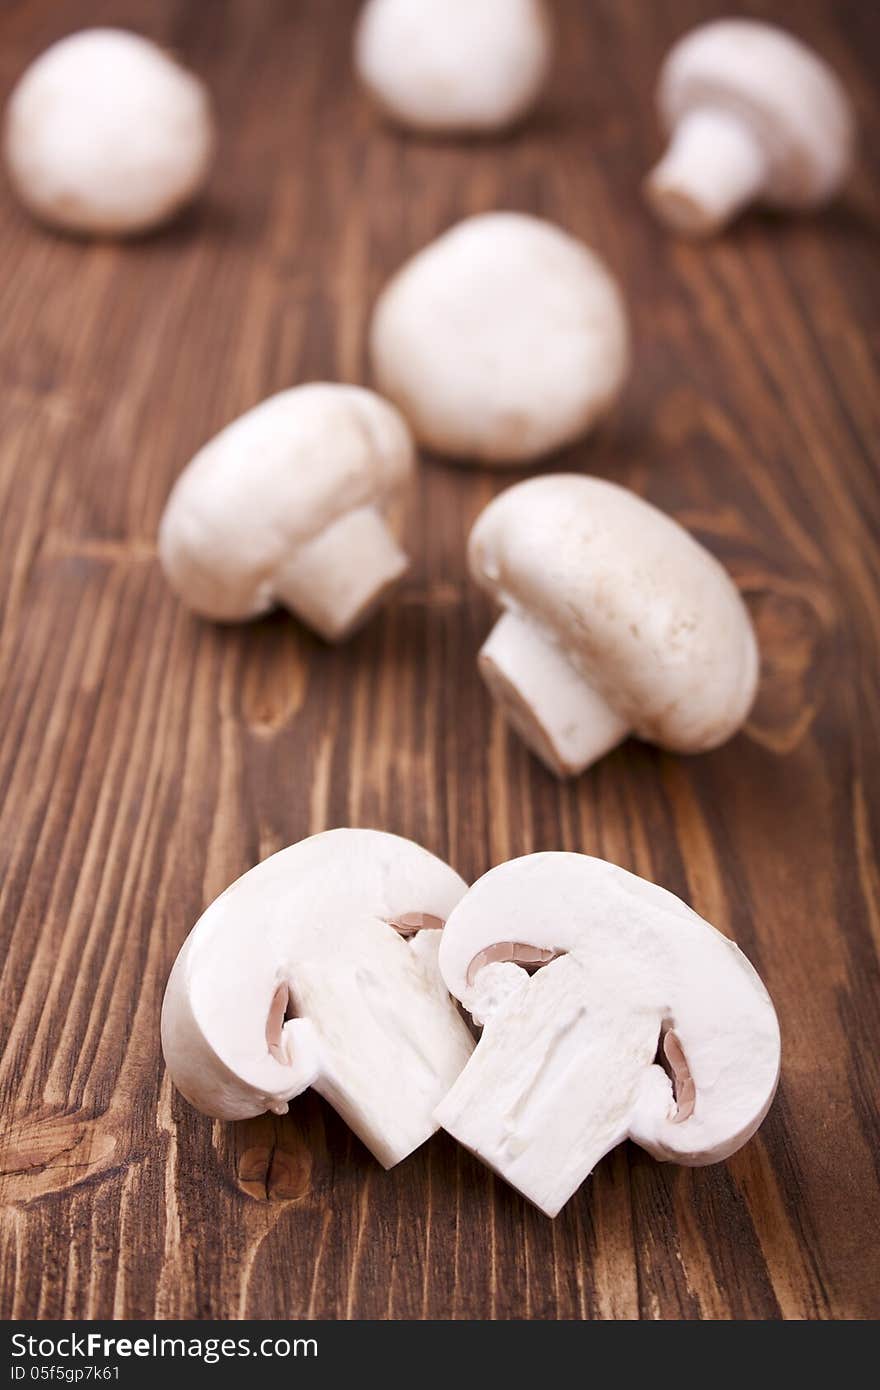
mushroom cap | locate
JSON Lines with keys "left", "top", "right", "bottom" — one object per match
{"left": 158, "top": 384, "right": 415, "bottom": 622}
{"left": 658, "top": 20, "right": 854, "bottom": 207}
{"left": 439, "top": 852, "right": 781, "bottom": 1166}
{"left": 161, "top": 829, "right": 474, "bottom": 1166}
{"left": 469, "top": 473, "right": 758, "bottom": 752}
{"left": 370, "top": 212, "right": 629, "bottom": 465}
{"left": 4, "top": 28, "right": 214, "bottom": 235}
{"left": 354, "top": 0, "right": 552, "bottom": 134}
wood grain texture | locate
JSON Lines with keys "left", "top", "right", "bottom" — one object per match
{"left": 1, "top": 0, "right": 878, "bottom": 1321}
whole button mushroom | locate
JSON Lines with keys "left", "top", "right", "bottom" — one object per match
{"left": 4, "top": 28, "right": 214, "bottom": 237}
{"left": 370, "top": 213, "right": 629, "bottom": 466}
{"left": 435, "top": 853, "right": 781, "bottom": 1217}
{"left": 469, "top": 474, "right": 758, "bottom": 776}
{"left": 159, "top": 384, "right": 415, "bottom": 642}
{"left": 354, "top": 0, "right": 553, "bottom": 136}
{"left": 162, "top": 829, "right": 475, "bottom": 1167}
{"left": 645, "top": 19, "right": 854, "bottom": 237}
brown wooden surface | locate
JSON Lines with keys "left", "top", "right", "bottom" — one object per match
{"left": 1, "top": 0, "right": 878, "bottom": 1322}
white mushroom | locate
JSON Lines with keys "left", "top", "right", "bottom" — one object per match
{"left": 161, "top": 829, "right": 474, "bottom": 1168}
{"left": 370, "top": 212, "right": 629, "bottom": 466}
{"left": 354, "top": 0, "right": 553, "bottom": 136}
{"left": 645, "top": 19, "right": 854, "bottom": 237}
{"left": 469, "top": 473, "right": 758, "bottom": 776}
{"left": 158, "top": 384, "right": 415, "bottom": 642}
{"left": 4, "top": 28, "right": 214, "bottom": 237}
{"left": 435, "top": 853, "right": 781, "bottom": 1217}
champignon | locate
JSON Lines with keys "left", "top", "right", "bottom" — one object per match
{"left": 354, "top": 0, "right": 553, "bottom": 135}
{"left": 435, "top": 852, "right": 781, "bottom": 1216}
{"left": 158, "top": 384, "right": 415, "bottom": 642}
{"left": 469, "top": 473, "right": 758, "bottom": 776}
{"left": 4, "top": 28, "right": 214, "bottom": 237}
{"left": 161, "top": 829, "right": 474, "bottom": 1168}
{"left": 369, "top": 213, "right": 629, "bottom": 466}
{"left": 645, "top": 19, "right": 854, "bottom": 237}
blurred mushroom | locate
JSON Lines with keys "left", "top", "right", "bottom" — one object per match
{"left": 370, "top": 213, "right": 629, "bottom": 465}
{"left": 354, "top": 0, "right": 553, "bottom": 135}
{"left": 158, "top": 384, "right": 415, "bottom": 642}
{"left": 4, "top": 28, "right": 214, "bottom": 236}
{"left": 645, "top": 19, "right": 854, "bottom": 236}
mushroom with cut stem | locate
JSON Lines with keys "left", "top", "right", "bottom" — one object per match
{"left": 354, "top": 0, "right": 553, "bottom": 136}
{"left": 645, "top": 19, "right": 854, "bottom": 237}
{"left": 158, "top": 384, "right": 415, "bottom": 643}
{"left": 4, "top": 28, "right": 214, "bottom": 237}
{"left": 434, "top": 852, "right": 781, "bottom": 1217}
{"left": 468, "top": 473, "right": 759, "bottom": 777}
{"left": 370, "top": 213, "right": 629, "bottom": 466}
{"left": 161, "top": 829, "right": 474, "bottom": 1169}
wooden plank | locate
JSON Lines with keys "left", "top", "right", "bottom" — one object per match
{"left": 0, "top": 0, "right": 878, "bottom": 1320}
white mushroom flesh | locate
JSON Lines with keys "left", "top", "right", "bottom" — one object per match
{"left": 435, "top": 853, "right": 780, "bottom": 1217}
{"left": 161, "top": 829, "right": 474, "bottom": 1168}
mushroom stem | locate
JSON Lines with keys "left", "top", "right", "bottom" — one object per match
{"left": 645, "top": 106, "right": 768, "bottom": 235}
{"left": 435, "top": 953, "right": 661, "bottom": 1217}
{"left": 272, "top": 504, "right": 408, "bottom": 643}
{"left": 478, "top": 611, "right": 629, "bottom": 777}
